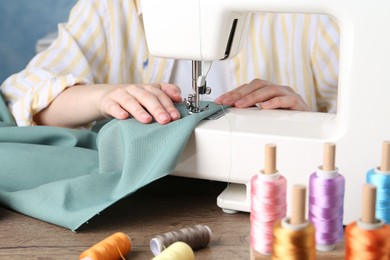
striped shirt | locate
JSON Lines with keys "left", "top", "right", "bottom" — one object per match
{"left": 0, "top": 0, "right": 339, "bottom": 126}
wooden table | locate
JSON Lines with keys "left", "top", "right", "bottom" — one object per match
{"left": 0, "top": 176, "right": 345, "bottom": 259}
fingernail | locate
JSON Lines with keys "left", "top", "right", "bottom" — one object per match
{"left": 170, "top": 111, "right": 180, "bottom": 120}
{"left": 118, "top": 111, "right": 129, "bottom": 118}
{"left": 141, "top": 112, "right": 152, "bottom": 121}
{"left": 223, "top": 98, "right": 233, "bottom": 105}
{"left": 235, "top": 99, "right": 244, "bottom": 106}
{"left": 159, "top": 113, "right": 170, "bottom": 123}
{"left": 262, "top": 101, "right": 270, "bottom": 107}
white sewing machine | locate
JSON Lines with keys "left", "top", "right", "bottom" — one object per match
{"left": 142, "top": 0, "right": 390, "bottom": 224}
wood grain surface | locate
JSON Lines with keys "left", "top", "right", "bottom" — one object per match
{"left": 0, "top": 176, "right": 345, "bottom": 259}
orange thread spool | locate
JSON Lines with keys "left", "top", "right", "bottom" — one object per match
{"left": 272, "top": 185, "right": 316, "bottom": 260}
{"left": 79, "top": 232, "right": 131, "bottom": 260}
{"left": 345, "top": 184, "right": 390, "bottom": 259}
{"left": 345, "top": 221, "right": 390, "bottom": 259}
{"left": 273, "top": 220, "right": 316, "bottom": 259}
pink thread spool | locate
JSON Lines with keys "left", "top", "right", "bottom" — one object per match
{"left": 250, "top": 144, "right": 287, "bottom": 258}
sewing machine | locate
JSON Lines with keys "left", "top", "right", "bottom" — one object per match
{"left": 142, "top": 0, "right": 390, "bottom": 224}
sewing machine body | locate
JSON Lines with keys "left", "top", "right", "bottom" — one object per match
{"left": 174, "top": 108, "right": 336, "bottom": 210}
{"left": 143, "top": 0, "right": 390, "bottom": 224}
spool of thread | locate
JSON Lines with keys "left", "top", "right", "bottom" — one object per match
{"left": 366, "top": 140, "right": 390, "bottom": 224}
{"left": 309, "top": 142, "right": 345, "bottom": 251}
{"left": 345, "top": 184, "right": 390, "bottom": 259}
{"left": 79, "top": 232, "right": 131, "bottom": 260}
{"left": 250, "top": 144, "right": 287, "bottom": 256}
{"left": 273, "top": 185, "right": 316, "bottom": 260}
{"left": 151, "top": 241, "right": 195, "bottom": 260}
{"left": 149, "top": 224, "right": 212, "bottom": 256}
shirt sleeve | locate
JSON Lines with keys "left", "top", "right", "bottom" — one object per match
{"left": 0, "top": 0, "right": 108, "bottom": 126}
{"left": 311, "top": 15, "right": 340, "bottom": 113}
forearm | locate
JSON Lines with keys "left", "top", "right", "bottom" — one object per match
{"left": 33, "top": 83, "right": 183, "bottom": 128}
{"left": 33, "top": 84, "right": 107, "bottom": 128}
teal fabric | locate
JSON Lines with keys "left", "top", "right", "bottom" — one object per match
{"left": 0, "top": 96, "right": 222, "bottom": 231}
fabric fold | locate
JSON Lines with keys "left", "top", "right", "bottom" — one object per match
{"left": 0, "top": 100, "right": 223, "bottom": 231}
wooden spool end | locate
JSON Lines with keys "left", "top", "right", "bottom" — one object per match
{"left": 361, "top": 184, "right": 377, "bottom": 224}
{"left": 323, "top": 142, "right": 336, "bottom": 171}
{"left": 380, "top": 141, "right": 390, "bottom": 172}
{"left": 290, "top": 184, "right": 306, "bottom": 225}
{"left": 264, "top": 144, "right": 277, "bottom": 175}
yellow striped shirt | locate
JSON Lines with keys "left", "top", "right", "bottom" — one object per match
{"left": 0, "top": 0, "right": 339, "bottom": 126}
{"left": 235, "top": 12, "right": 339, "bottom": 113}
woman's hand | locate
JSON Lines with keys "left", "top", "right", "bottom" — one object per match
{"left": 34, "top": 83, "right": 183, "bottom": 128}
{"left": 215, "top": 78, "right": 309, "bottom": 111}
{"left": 98, "top": 83, "right": 182, "bottom": 124}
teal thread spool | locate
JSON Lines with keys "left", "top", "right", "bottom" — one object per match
{"left": 366, "top": 141, "right": 390, "bottom": 224}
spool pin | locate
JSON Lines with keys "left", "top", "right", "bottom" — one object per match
{"left": 322, "top": 142, "right": 336, "bottom": 172}
{"left": 258, "top": 144, "right": 279, "bottom": 182}
{"left": 291, "top": 185, "right": 306, "bottom": 226}
{"left": 380, "top": 141, "right": 390, "bottom": 172}
{"left": 361, "top": 184, "right": 377, "bottom": 225}
{"left": 264, "top": 144, "right": 277, "bottom": 175}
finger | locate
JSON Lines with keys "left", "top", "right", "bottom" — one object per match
{"left": 233, "top": 85, "right": 292, "bottom": 108}
{"left": 215, "top": 83, "right": 254, "bottom": 105}
{"left": 214, "top": 84, "right": 246, "bottom": 104}
{"left": 104, "top": 100, "right": 130, "bottom": 120}
{"left": 260, "top": 95, "right": 309, "bottom": 111}
{"left": 146, "top": 85, "right": 181, "bottom": 121}
{"left": 125, "top": 85, "right": 174, "bottom": 124}
{"left": 215, "top": 79, "right": 269, "bottom": 105}
{"left": 160, "top": 83, "right": 183, "bottom": 103}
{"left": 104, "top": 94, "right": 153, "bottom": 123}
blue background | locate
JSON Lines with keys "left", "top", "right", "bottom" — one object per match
{"left": 0, "top": 0, "right": 77, "bottom": 83}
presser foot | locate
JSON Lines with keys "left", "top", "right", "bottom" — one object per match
{"left": 185, "top": 95, "right": 209, "bottom": 114}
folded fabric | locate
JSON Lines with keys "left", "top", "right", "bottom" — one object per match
{"left": 0, "top": 94, "right": 223, "bottom": 231}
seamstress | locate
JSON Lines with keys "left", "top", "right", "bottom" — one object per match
{"left": 0, "top": 0, "right": 339, "bottom": 128}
